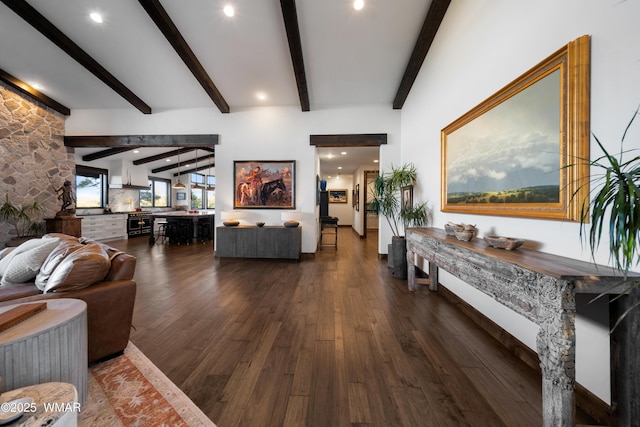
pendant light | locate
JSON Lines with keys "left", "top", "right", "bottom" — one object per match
{"left": 191, "top": 149, "right": 203, "bottom": 189}
{"left": 206, "top": 146, "right": 215, "bottom": 191}
{"left": 172, "top": 149, "right": 186, "bottom": 189}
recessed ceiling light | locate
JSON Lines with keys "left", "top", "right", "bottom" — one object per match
{"left": 341, "top": 152, "right": 347, "bottom": 155}
{"left": 89, "top": 12, "right": 103, "bottom": 23}
{"left": 166, "top": 158, "right": 171, "bottom": 162}
{"left": 373, "top": 160, "right": 379, "bottom": 163}
{"left": 353, "top": 0, "right": 364, "bottom": 11}
{"left": 338, "top": 167, "right": 343, "bottom": 170}
{"left": 256, "top": 92, "right": 267, "bottom": 101}
{"left": 133, "top": 150, "right": 140, "bottom": 154}
{"left": 223, "top": 5, "right": 235, "bottom": 17}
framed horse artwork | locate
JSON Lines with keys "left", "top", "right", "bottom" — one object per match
{"left": 233, "top": 160, "right": 296, "bottom": 209}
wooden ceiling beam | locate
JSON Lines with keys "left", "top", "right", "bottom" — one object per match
{"left": 0, "top": 0, "right": 152, "bottom": 114}
{"left": 280, "top": 0, "right": 310, "bottom": 112}
{"left": 310, "top": 134, "right": 387, "bottom": 147}
{"left": 392, "top": 0, "right": 451, "bottom": 110}
{"left": 134, "top": 147, "right": 214, "bottom": 165}
{"left": 82, "top": 147, "right": 139, "bottom": 162}
{"left": 173, "top": 162, "right": 216, "bottom": 176}
{"left": 64, "top": 134, "right": 219, "bottom": 148}
{"left": 138, "top": 0, "right": 230, "bottom": 114}
{"left": 133, "top": 147, "right": 197, "bottom": 165}
{"left": 0, "top": 68, "right": 70, "bottom": 116}
{"left": 152, "top": 154, "right": 215, "bottom": 174}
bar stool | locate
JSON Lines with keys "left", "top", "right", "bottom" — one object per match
{"left": 155, "top": 220, "right": 169, "bottom": 243}
{"left": 320, "top": 216, "right": 338, "bottom": 248}
{"left": 197, "top": 217, "right": 212, "bottom": 243}
{"left": 168, "top": 219, "right": 193, "bottom": 245}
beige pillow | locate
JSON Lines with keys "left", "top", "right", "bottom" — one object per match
{"left": 0, "top": 238, "right": 57, "bottom": 277}
{"left": 41, "top": 242, "right": 111, "bottom": 294}
{"left": 35, "top": 238, "right": 85, "bottom": 290}
{"left": 0, "top": 238, "right": 60, "bottom": 286}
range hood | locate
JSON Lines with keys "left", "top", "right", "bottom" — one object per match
{"left": 109, "top": 160, "right": 150, "bottom": 190}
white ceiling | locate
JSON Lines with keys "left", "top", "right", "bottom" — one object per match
{"left": 0, "top": 0, "right": 432, "bottom": 111}
{"left": 0, "top": 0, "right": 434, "bottom": 174}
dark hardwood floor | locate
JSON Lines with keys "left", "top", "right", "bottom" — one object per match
{"left": 108, "top": 229, "right": 593, "bottom": 426}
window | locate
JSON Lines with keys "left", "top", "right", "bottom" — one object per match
{"left": 140, "top": 177, "right": 171, "bottom": 208}
{"left": 191, "top": 188, "right": 203, "bottom": 209}
{"left": 189, "top": 173, "right": 214, "bottom": 209}
{"left": 206, "top": 175, "right": 216, "bottom": 209}
{"left": 206, "top": 189, "right": 215, "bottom": 209}
{"left": 75, "top": 165, "right": 108, "bottom": 208}
{"left": 191, "top": 173, "right": 204, "bottom": 187}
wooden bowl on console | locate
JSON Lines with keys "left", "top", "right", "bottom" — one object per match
{"left": 483, "top": 235, "right": 525, "bottom": 250}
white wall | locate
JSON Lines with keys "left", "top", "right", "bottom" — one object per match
{"left": 66, "top": 104, "right": 401, "bottom": 253}
{"left": 400, "top": 0, "right": 640, "bottom": 403}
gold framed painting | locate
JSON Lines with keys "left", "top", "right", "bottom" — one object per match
{"left": 328, "top": 189, "right": 348, "bottom": 203}
{"left": 234, "top": 160, "right": 295, "bottom": 209}
{"left": 441, "top": 35, "right": 590, "bottom": 221}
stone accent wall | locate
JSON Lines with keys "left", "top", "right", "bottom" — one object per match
{"left": 0, "top": 82, "right": 74, "bottom": 245}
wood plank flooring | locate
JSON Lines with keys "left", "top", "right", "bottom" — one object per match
{"left": 108, "top": 229, "right": 594, "bottom": 426}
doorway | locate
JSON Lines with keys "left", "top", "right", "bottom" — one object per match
{"left": 363, "top": 170, "right": 379, "bottom": 239}
{"left": 316, "top": 146, "right": 380, "bottom": 240}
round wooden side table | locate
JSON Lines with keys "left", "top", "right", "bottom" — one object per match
{"left": 0, "top": 299, "right": 87, "bottom": 405}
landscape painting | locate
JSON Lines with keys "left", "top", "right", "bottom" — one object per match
{"left": 446, "top": 70, "right": 560, "bottom": 204}
{"left": 329, "top": 189, "right": 348, "bottom": 203}
{"left": 440, "top": 36, "right": 590, "bottom": 221}
{"left": 234, "top": 160, "right": 295, "bottom": 209}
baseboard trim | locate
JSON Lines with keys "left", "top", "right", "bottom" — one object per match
{"left": 425, "top": 273, "right": 611, "bottom": 425}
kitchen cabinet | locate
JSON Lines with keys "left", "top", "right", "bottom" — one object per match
{"left": 79, "top": 214, "right": 126, "bottom": 241}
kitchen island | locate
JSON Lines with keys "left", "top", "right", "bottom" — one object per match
{"left": 149, "top": 211, "right": 214, "bottom": 245}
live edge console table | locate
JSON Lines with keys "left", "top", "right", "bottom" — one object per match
{"left": 406, "top": 227, "right": 639, "bottom": 427}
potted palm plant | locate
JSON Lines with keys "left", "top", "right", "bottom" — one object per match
{"left": 372, "top": 163, "right": 432, "bottom": 278}
{"left": 575, "top": 107, "right": 640, "bottom": 325}
{"left": 0, "top": 194, "right": 45, "bottom": 246}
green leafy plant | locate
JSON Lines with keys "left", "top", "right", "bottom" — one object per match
{"left": 571, "top": 107, "right": 640, "bottom": 327}
{"left": 372, "top": 163, "right": 432, "bottom": 237}
{"left": 578, "top": 108, "right": 640, "bottom": 278}
{"left": 0, "top": 194, "right": 45, "bottom": 238}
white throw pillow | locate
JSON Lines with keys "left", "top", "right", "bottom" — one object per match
{"left": 0, "top": 238, "right": 57, "bottom": 277}
{"left": 0, "top": 238, "right": 60, "bottom": 286}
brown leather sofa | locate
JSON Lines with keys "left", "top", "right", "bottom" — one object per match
{"left": 0, "top": 235, "right": 137, "bottom": 363}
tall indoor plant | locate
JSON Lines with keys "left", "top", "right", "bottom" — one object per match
{"left": 575, "top": 107, "right": 640, "bottom": 325}
{"left": 0, "top": 194, "right": 45, "bottom": 245}
{"left": 372, "top": 163, "right": 432, "bottom": 278}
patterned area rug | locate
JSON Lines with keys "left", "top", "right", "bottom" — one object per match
{"left": 79, "top": 342, "right": 216, "bottom": 426}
